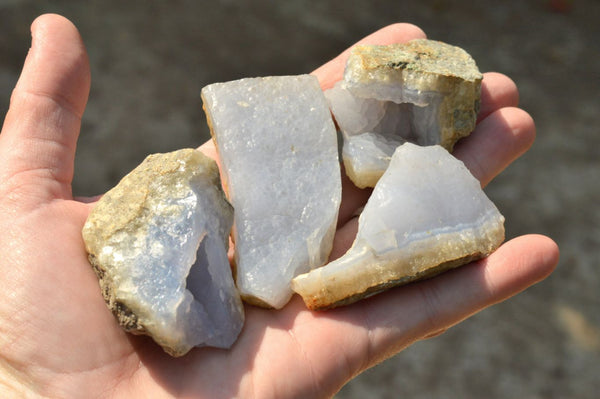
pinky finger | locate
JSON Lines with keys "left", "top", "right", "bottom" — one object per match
{"left": 341, "top": 234, "right": 559, "bottom": 370}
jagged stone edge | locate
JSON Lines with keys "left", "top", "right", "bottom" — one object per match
{"left": 88, "top": 253, "right": 146, "bottom": 334}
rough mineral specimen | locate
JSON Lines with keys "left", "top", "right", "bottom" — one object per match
{"left": 292, "top": 143, "right": 504, "bottom": 310}
{"left": 82, "top": 149, "right": 244, "bottom": 357}
{"left": 202, "top": 75, "right": 341, "bottom": 309}
{"left": 325, "top": 39, "right": 483, "bottom": 188}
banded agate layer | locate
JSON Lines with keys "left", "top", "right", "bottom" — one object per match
{"left": 292, "top": 144, "right": 504, "bottom": 310}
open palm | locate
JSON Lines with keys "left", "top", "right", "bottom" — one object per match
{"left": 0, "top": 14, "right": 558, "bottom": 398}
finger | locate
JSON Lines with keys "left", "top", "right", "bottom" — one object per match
{"left": 454, "top": 107, "right": 536, "bottom": 187}
{"left": 293, "top": 234, "right": 558, "bottom": 383}
{"left": 197, "top": 140, "right": 218, "bottom": 163}
{"left": 311, "top": 23, "right": 427, "bottom": 91}
{"left": 73, "top": 195, "right": 101, "bottom": 204}
{"left": 478, "top": 72, "right": 519, "bottom": 122}
{"left": 0, "top": 14, "right": 90, "bottom": 200}
{"left": 350, "top": 234, "right": 559, "bottom": 368}
{"left": 330, "top": 216, "right": 359, "bottom": 261}
{"left": 285, "top": 235, "right": 558, "bottom": 393}
{"left": 337, "top": 168, "right": 371, "bottom": 227}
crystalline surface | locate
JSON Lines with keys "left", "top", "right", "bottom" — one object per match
{"left": 82, "top": 149, "right": 243, "bottom": 357}
{"left": 292, "top": 143, "right": 505, "bottom": 310}
{"left": 202, "top": 75, "right": 341, "bottom": 309}
{"left": 326, "top": 39, "right": 482, "bottom": 188}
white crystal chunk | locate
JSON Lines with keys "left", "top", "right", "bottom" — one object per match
{"left": 202, "top": 75, "right": 341, "bottom": 309}
{"left": 326, "top": 40, "right": 482, "bottom": 188}
{"left": 83, "top": 149, "right": 244, "bottom": 356}
{"left": 292, "top": 143, "right": 505, "bottom": 310}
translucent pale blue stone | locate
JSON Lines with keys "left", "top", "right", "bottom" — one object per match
{"left": 83, "top": 149, "right": 244, "bottom": 356}
{"left": 202, "top": 75, "right": 341, "bottom": 309}
{"left": 292, "top": 144, "right": 504, "bottom": 310}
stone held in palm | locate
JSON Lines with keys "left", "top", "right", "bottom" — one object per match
{"left": 82, "top": 149, "right": 244, "bottom": 357}
{"left": 325, "top": 39, "right": 483, "bottom": 188}
{"left": 292, "top": 143, "right": 505, "bottom": 310}
{"left": 202, "top": 75, "right": 342, "bottom": 309}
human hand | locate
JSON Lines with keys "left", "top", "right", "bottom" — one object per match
{"left": 0, "top": 14, "right": 559, "bottom": 398}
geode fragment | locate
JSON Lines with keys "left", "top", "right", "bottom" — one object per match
{"left": 202, "top": 75, "right": 341, "bottom": 309}
{"left": 326, "top": 39, "right": 483, "bottom": 188}
{"left": 292, "top": 143, "right": 504, "bottom": 310}
{"left": 82, "top": 149, "right": 244, "bottom": 357}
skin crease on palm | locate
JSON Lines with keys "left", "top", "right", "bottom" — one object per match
{"left": 0, "top": 14, "right": 559, "bottom": 399}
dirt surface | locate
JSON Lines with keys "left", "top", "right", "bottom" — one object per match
{"left": 1, "top": 1, "right": 599, "bottom": 398}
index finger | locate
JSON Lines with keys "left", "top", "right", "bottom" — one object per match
{"left": 311, "top": 23, "right": 427, "bottom": 90}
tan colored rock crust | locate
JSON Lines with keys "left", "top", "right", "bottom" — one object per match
{"left": 83, "top": 148, "right": 242, "bottom": 356}
{"left": 292, "top": 144, "right": 504, "bottom": 310}
{"left": 344, "top": 39, "right": 482, "bottom": 151}
{"left": 335, "top": 39, "right": 483, "bottom": 188}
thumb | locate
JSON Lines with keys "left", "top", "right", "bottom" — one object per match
{"left": 0, "top": 14, "right": 90, "bottom": 203}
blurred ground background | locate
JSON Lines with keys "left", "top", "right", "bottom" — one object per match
{"left": 1, "top": 1, "right": 598, "bottom": 398}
